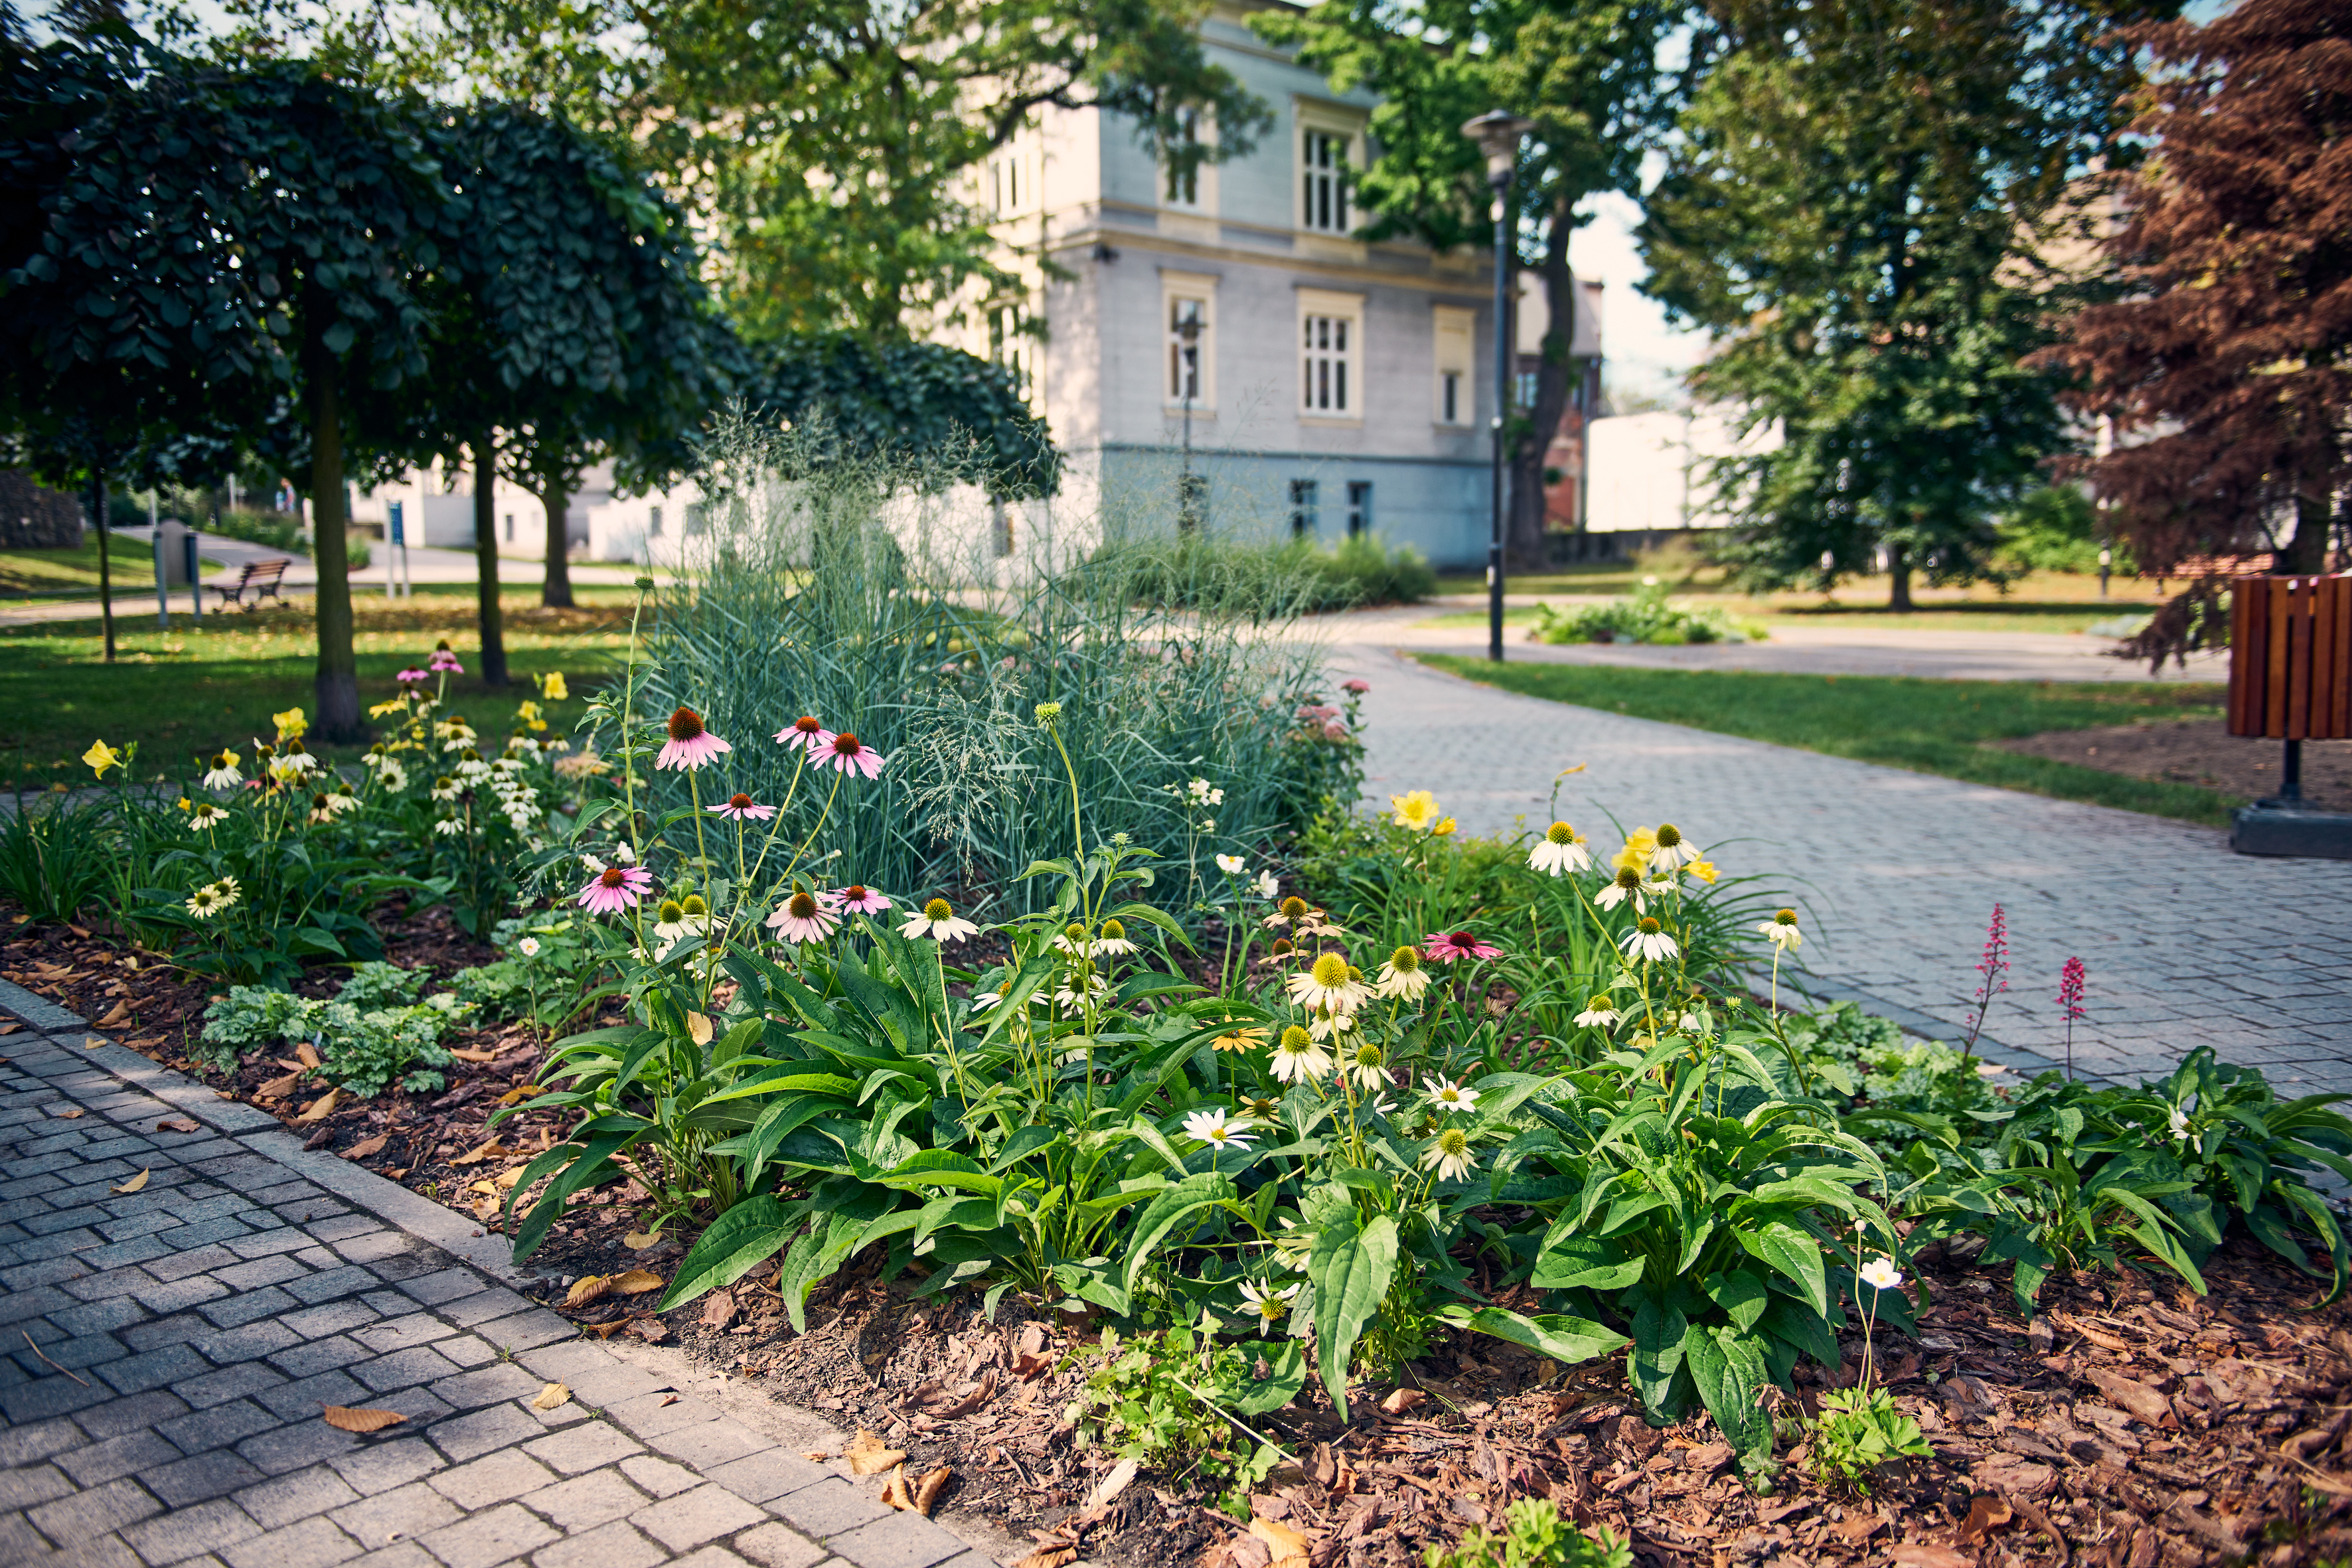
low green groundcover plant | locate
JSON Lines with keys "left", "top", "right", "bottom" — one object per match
{"left": 1529, "top": 580, "right": 1768, "bottom": 646}
{"left": 198, "top": 960, "right": 463, "bottom": 1097}
{"left": 1425, "top": 1501, "right": 1631, "bottom": 1568}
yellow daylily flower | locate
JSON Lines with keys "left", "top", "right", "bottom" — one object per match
{"left": 82, "top": 740, "right": 121, "bottom": 777}
{"left": 539, "top": 671, "right": 569, "bottom": 702}
{"left": 272, "top": 707, "right": 307, "bottom": 741}
{"left": 1685, "top": 858, "right": 1720, "bottom": 885}
{"left": 1390, "top": 790, "right": 1441, "bottom": 831}
{"left": 1433, "top": 817, "right": 1458, "bottom": 836}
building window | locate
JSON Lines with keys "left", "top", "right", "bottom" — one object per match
{"left": 684, "top": 503, "right": 708, "bottom": 538}
{"left": 1302, "top": 313, "right": 1352, "bottom": 413}
{"left": 1346, "top": 481, "right": 1372, "bottom": 538}
{"left": 989, "top": 302, "right": 1032, "bottom": 396}
{"left": 1289, "top": 479, "right": 1319, "bottom": 537}
{"left": 1166, "top": 110, "right": 1201, "bottom": 208}
{"left": 1433, "top": 305, "right": 1474, "bottom": 426}
{"left": 648, "top": 505, "right": 663, "bottom": 538}
{"left": 503, "top": 512, "right": 514, "bottom": 543}
{"left": 991, "top": 499, "right": 1014, "bottom": 559}
{"left": 1515, "top": 370, "right": 1541, "bottom": 410}
{"left": 989, "top": 149, "right": 1027, "bottom": 215}
{"left": 1168, "top": 296, "right": 1206, "bottom": 402}
{"left": 1300, "top": 128, "right": 1350, "bottom": 233}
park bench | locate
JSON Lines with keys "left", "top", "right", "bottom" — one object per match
{"left": 207, "top": 557, "right": 291, "bottom": 609}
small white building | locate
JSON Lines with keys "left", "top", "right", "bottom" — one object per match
{"left": 1586, "top": 408, "right": 1780, "bottom": 534}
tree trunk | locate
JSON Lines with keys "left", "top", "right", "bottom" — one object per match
{"left": 91, "top": 473, "right": 114, "bottom": 663}
{"left": 1888, "top": 542, "right": 1915, "bottom": 611}
{"left": 307, "top": 343, "right": 362, "bottom": 743}
{"left": 540, "top": 468, "right": 574, "bottom": 608}
{"left": 472, "top": 433, "right": 508, "bottom": 686}
{"left": 2282, "top": 485, "right": 2332, "bottom": 575}
{"left": 1507, "top": 215, "right": 1582, "bottom": 573}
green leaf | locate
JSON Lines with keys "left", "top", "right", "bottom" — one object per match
{"left": 1531, "top": 1231, "right": 1646, "bottom": 1293}
{"left": 1739, "top": 1219, "right": 1829, "bottom": 1318}
{"left": 1628, "top": 1294, "right": 1688, "bottom": 1418}
{"left": 657, "top": 1196, "right": 800, "bottom": 1311}
{"left": 1683, "top": 1322, "right": 1773, "bottom": 1471}
{"left": 1309, "top": 1213, "right": 1397, "bottom": 1419}
{"left": 1121, "top": 1172, "right": 1236, "bottom": 1298}
{"left": 1703, "top": 1270, "right": 1770, "bottom": 1332}
{"left": 1446, "top": 1306, "right": 1628, "bottom": 1366}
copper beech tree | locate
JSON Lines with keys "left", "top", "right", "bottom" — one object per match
{"left": 2041, "top": 0, "right": 2352, "bottom": 661}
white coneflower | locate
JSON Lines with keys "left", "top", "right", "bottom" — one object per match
{"left": 1269, "top": 1024, "right": 1332, "bottom": 1085}
{"left": 1573, "top": 996, "right": 1620, "bottom": 1029}
{"left": 1237, "top": 1280, "right": 1298, "bottom": 1334}
{"left": 1423, "top": 1077, "right": 1479, "bottom": 1114}
{"left": 1528, "top": 821, "right": 1592, "bottom": 876}
{"left": 2167, "top": 1106, "right": 2191, "bottom": 1141}
{"left": 1182, "top": 1109, "right": 1254, "bottom": 1151}
{"left": 970, "top": 978, "right": 1015, "bottom": 1012}
{"left": 1759, "top": 908, "right": 1802, "bottom": 951}
{"left": 1648, "top": 822, "right": 1701, "bottom": 870}
{"left": 1620, "top": 917, "right": 1680, "bottom": 963}
{"left": 1342, "top": 1042, "right": 1387, "bottom": 1092}
{"left": 1093, "top": 918, "right": 1138, "bottom": 957}
{"left": 200, "top": 750, "right": 243, "bottom": 791}
{"left": 376, "top": 759, "right": 408, "bottom": 792}
{"left": 1423, "top": 1127, "right": 1476, "bottom": 1183}
{"left": 1052, "top": 921, "right": 1095, "bottom": 957}
{"left": 1375, "top": 945, "right": 1430, "bottom": 1002}
{"left": 433, "top": 816, "right": 465, "bottom": 838}
{"left": 1052, "top": 973, "right": 1111, "bottom": 1018}
{"left": 1285, "top": 951, "right": 1369, "bottom": 1014}
{"left": 1594, "top": 865, "right": 1652, "bottom": 913}
{"left": 187, "top": 802, "right": 228, "bottom": 832}
{"left": 900, "top": 897, "right": 980, "bottom": 943}
{"left": 185, "top": 880, "right": 237, "bottom": 919}
{"left": 430, "top": 775, "right": 459, "bottom": 802}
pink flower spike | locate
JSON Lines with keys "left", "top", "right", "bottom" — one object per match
{"left": 657, "top": 706, "right": 732, "bottom": 771}
{"left": 1422, "top": 930, "right": 1501, "bottom": 963}
{"left": 2056, "top": 956, "right": 2087, "bottom": 1022}
{"left": 765, "top": 888, "right": 841, "bottom": 945}
{"left": 818, "top": 730, "right": 886, "bottom": 779}
{"left": 834, "top": 884, "right": 892, "bottom": 915}
{"left": 708, "top": 793, "right": 775, "bottom": 822}
{"left": 774, "top": 715, "right": 832, "bottom": 753}
{"left": 576, "top": 864, "right": 653, "bottom": 915}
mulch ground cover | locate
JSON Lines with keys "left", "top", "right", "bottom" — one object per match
{"left": 1992, "top": 719, "right": 2352, "bottom": 812}
{"left": 11, "top": 911, "right": 2352, "bottom": 1567}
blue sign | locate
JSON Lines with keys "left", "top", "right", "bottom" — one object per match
{"left": 388, "top": 501, "right": 406, "bottom": 547}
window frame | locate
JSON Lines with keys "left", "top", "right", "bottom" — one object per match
{"left": 1162, "top": 273, "right": 1219, "bottom": 412}
{"left": 1433, "top": 305, "right": 1475, "bottom": 427}
{"left": 1163, "top": 108, "right": 1216, "bottom": 213}
{"left": 1297, "top": 288, "right": 1364, "bottom": 420}
{"left": 1289, "top": 478, "right": 1320, "bottom": 538}
{"left": 1293, "top": 104, "right": 1365, "bottom": 236}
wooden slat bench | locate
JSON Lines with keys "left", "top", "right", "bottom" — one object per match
{"left": 207, "top": 557, "right": 292, "bottom": 609}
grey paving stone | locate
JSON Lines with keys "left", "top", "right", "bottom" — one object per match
{"left": 0, "top": 1415, "right": 86, "bottom": 1467}
{"left": 236, "top": 1465, "right": 368, "bottom": 1531}
{"left": 469, "top": 1311, "right": 572, "bottom": 1353}
{"left": 174, "top": 1362, "right": 291, "bottom": 1412}
{"left": 48, "top": 1296, "right": 149, "bottom": 1337}
{"left": 530, "top": 1519, "right": 669, "bottom": 1568}
{"left": 214, "top": 1256, "right": 309, "bottom": 1293}
{"left": 432, "top": 1337, "right": 497, "bottom": 1371}
{"left": 514, "top": 1346, "right": 663, "bottom": 1408}
{"left": 426, "top": 1449, "right": 558, "bottom": 1511}
{"left": 325, "top": 1439, "right": 445, "bottom": 1500}
{"left": 426, "top": 1403, "right": 542, "bottom": 1465}
{"left": 821, "top": 1512, "right": 969, "bottom": 1568}
{"left": 648, "top": 1419, "right": 775, "bottom": 1471}
{"left": 135, "top": 1275, "right": 232, "bottom": 1315}
{"left": 327, "top": 1480, "right": 460, "bottom": 1553}
{"left": 432, "top": 1290, "right": 530, "bottom": 1330}
{"left": 606, "top": 1389, "right": 720, "bottom": 1439}
{"left": 392, "top": 1270, "right": 483, "bottom": 1308}
{"left": 28, "top": 1474, "right": 164, "bottom": 1539}
{"left": 219, "top": 1513, "right": 362, "bottom": 1568}
{"left": 198, "top": 1291, "right": 303, "bottom": 1334}
{"left": 705, "top": 1449, "right": 831, "bottom": 1506}
{"left": 349, "top": 1347, "right": 462, "bottom": 1395}
{"left": 520, "top": 1421, "right": 643, "bottom": 1476}
{"left": 118, "top": 1496, "right": 266, "bottom": 1567}
{"left": 351, "top": 1316, "right": 453, "bottom": 1356}
{"left": 98, "top": 1344, "right": 212, "bottom": 1395}
{"left": 415, "top": 1502, "right": 556, "bottom": 1568}
{"left": 281, "top": 1269, "right": 381, "bottom": 1308}
{"left": 0, "top": 1282, "right": 77, "bottom": 1327}
{"left": 618, "top": 1454, "right": 704, "bottom": 1500}
{"left": 425, "top": 1364, "right": 540, "bottom": 1413}
{"left": 514, "top": 1468, "right": 648, "bottom": 1532}
{"left": 123, "top": 1312, "right": 214, "bottom": 1353}
{"left": 268, "top": 1338, "right": 374, "bottom": 1381}
{"left": 150, "top": 1448, "right": 272, "bottom": 1507}
{"left": 192, "top": 1322, "right": 303, "bottom": 1365}
{"left": 0, "top": 1366, "right": 116, "bottom": 1423}
{"left": 730, "top": 1524, "right": 830, "bottom": 1568}
{"left": 635, "top": 1484, "right": 770, "bottom": 1552}
{"left": 160, "top": 1399, "right": 284, "bottom": 1457}
{"left": 234, "top": 1422, "right": 363, "bottom": 1478}
{"left": 13, "top": 1330, "right": 129, "bottom": 1372}
{"left": 277, "top": 1302, "right": 379, "bottom": 1342}
{"left": 0, "top": 1460, "right": 77, "bottom": 1509}
{"left": 56, "top": 1430, "right": 183, "bottom": 1488}
{"left": 765, "top": 1478, "right": 890, "bottom": 1538}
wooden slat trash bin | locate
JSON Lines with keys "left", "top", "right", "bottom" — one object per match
{"left": 2228, "top": 574, "right": 2352, "bottom": 857}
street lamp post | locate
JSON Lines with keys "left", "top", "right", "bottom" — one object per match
{"left": 1463, "top": 110, "right": 1531, "bottom": 663}
{"left": 1175, "top": 307, "right": 1204, "bottom": 532}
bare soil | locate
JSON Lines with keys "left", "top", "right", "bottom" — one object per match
{"left": 1991, "top": 718, "right": 2352, "bottom": 812}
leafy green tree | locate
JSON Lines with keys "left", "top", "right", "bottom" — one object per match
{"left": 1639, "top": 0, "right": 2165, "bottom": 609}
{"left": 1258, "top": 0, "right": 1688, "bottom": 568}
{"left": 3, "top": 25, "right": 451, "bottom": 739}
{"left": 424, "top": 0, "right": 1271, "bottom": 339}
{"left": 423, "top": 104, "right": 736, "bottom": 643}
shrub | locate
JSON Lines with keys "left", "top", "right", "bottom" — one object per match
{"left": 1529, "top": 581, "right": 1766, "bottom": 645}
{"left": 1994, "top": 484, "right": 2130, "bottom": 576}
{"left": 194, "top": 975, "right": 461, "bottom": 1096}
{"left": 1097, "top": 532, "right": 1435, "bottom": 617}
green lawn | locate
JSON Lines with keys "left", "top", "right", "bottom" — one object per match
{"left": 0, "top": 586, "right": 639, "bottom": 787}
{"left": 1417, "top": 655, "right": 2238, "bottom": 826}
{"left": 1416, "top": 599, "right": 2155, "bottom": 636}
{"left": 0, "top": 538, "right": 240, "bottom": 600}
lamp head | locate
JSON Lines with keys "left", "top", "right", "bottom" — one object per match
{"left": 1461, "top": 110, "right": 1533, "bottom": 182}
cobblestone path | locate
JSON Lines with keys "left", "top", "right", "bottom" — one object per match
{"left": 1340, "top": 643, "right": 2352, "bottom": 1091}
{"left": 0, "top": 992, "right": 1014, "bottom": 1568}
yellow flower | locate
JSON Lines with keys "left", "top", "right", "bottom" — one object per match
{"left": 1212, "top": 1023, "right": 1269, "bottom": 1054}
{"left": 1432, "top": 817, "right": 1457, "bottom": 836}
{"left": 272, "top": 707, "right": 307, "bottom": 741}
{"left": 177, "top": 796, "right": 191, "bottom": 811}
{"left": 540, "top": 670, "right": 569, "bottom": 702}
{"left": 367, "top": 698, "right": 409, "bottom": 720}
{"left": 1390, "top": 790, "right": 1441, "bottom": 831}
{"left": 1612, "top": 826, "right": 1658, "bottom": 874}
{"left": 81, "top": 740, "right": 121, "bottom": 777}
{"left": 1685, "top": 858, "right": 1719, "bottom": 885}
{"left": 516, "top": 700, "right": 542, "bottom": 724}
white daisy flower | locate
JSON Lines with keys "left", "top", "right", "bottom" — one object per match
{"left": 1237, "top": 1280, "right": 1298, "bottom": 1334}
{"left": 517, "top": 937, "right": 542, "bottom": 959}
{"left": 1181, "top": 1109, "right": 1254, "bottom": 1150}
{"left": 1859, "top": 1257, "right": 1903, "bottom": 1292}
{"left": 1620, "top": 917, "right": 1680, "bottom": 964}
{"left": 1216, "top": 853, "right": 1245, "bottom": 875}
{"left": 1423, "top": 1127, "right": 1476, "bottom": 1184}
{"left": 1269, "top": 1026, "right": 1333, "bottom": 1085}
{"left": 1255, "top": 870, "right": 1280, "bottom": 900}
{"left": 1528, "top": 821, "right": 1592, "bottom": 876}
{"left": 1341, "top": 1042, "right": 1387, "bottom": 1092}
{"left": 2167, "top": 1107, "right": 2191, "bottom": 1141}
{"left": 1759, "top": 909, "right": 1802, "bottom": 951}
{"left": 1423, "top": 1077, "right": 1479, "bottom": 1114}
{"left": 1573, "top": 996, "right": 1620, "bottom": 1029}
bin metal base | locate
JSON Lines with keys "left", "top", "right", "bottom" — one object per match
{"left": 2231, "top": 803, "right": 2352, "bottom": 860}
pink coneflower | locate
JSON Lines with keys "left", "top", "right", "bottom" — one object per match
{"left": 766, "top": 888, "right": 840, "bottom": 945}
{"left": 708, "top": 793, "right": 774, "bottom": 821}
{"left": 818, "top": 731, "right": 885, "bottom": 779}
{"left": 834, "top": 885, "right": 892, "bottom": 915}
{"left": 430, "top": 647, "right": 463, "bottom": 674}
{"left": 396, "top": 668, "right": 428, "bottom": 685}
{"left": 657, "top": 707, "right": 732, "bottom": 771}
{"left": 775, "top": 715, "right": 830, "bottom": 753}
{"left": 1422, "top": 930, "right": 1500, "bottom": 963}
{"left": 577, "top": 864, "right": 653, "bottom": 915}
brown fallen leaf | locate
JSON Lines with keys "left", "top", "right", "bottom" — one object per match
{"left": 686, "top": 1010, "right": 714, "bottom": 1046}
{"left": 802, "top": 1450, "right": 836, "bottom": 1462}
{"left": 1012, "top": 1320, "right": 1052, "bottom": 1379}
{"left": 323, "top": 1405, "right": 407, "bottom": 1433}
{"left": 846, "top": 1429, "right": 909, "bottom": 1476}
{"left": 1957, "top": 1492, "right": 2013, "bottom": 1546}
{"left": 82, "top": 1035, "right": 104, "bottom": 1050}
{"left": 912, "top": 1464, "right": 950, "bottom": 1516}
{"left": 610, "top": 1269, "right": 665, "bottom": 1294}
{"left": 342, "top": 1134, "right": 389, "bottom": 1161}
{"left": 295, "top": 1041, "right": 322, "bottom": 1068}
{"left": 258, "top": 1069, "right": 307, "bottom": 1099}
{"left": 94, "top": 1000, "right": 131, "bottom": 1028}
{"left": 581, "top": 1319, "right": 633, "bottom": 1339}
{"left": 701, "top": 1290, "right": 738, "bottom": 1331}
{"left": 880, "top": 1465, "right": 917, "bottom": 1512}
{"left": 154, "top": 1117, "right": 198, "bottom": 1133}
{"left": 1379, "top": 1387, "right": 1426, "bottom": 1415}
{"left": 0, "top": 1021, "right": 20, "bottom": 1034}
{"left": 2084, "top": 1368, "right": 2176, "bottom": 1429}
{"left": 1249, "top": 1514, "right": 1310, "bottom": 1568}
{"left": 532, "top": 1382, "right": 570, "bottom": 1411}
{"left": 1012, "top": 1549, "right": 1077, "bottom": 1568}
{"left": 451, "top": 1138, "right": 507, "bottom": 1165}
{"left": 111, "top": 1168, "right": 151, "bottom": 1194}
{"left": 447, "top": 1048, "right": 499, "bottom": 1063}
{"left": 496, "top": 1084, "right": 543, "bottom": 1107}
{"left": 297, "top": 1088, "right": 341, "bottom": 1123}
{"left": 565, "top": 1276, "right": 612, "bottom": 1308}
{"left": 50, "top": 1107, "right": 84, "bottom": 1120}
{"left": 1082, "top": 1456, "right": 1138, "bottom": 1516}
{"left": 659, "top": 1393, "right": 680, "bottom": 1406}
{"left": 631, "top": 1318, "right": 669, "bottom": 1344}
{"left": 1889, "top": 1548, "right": 1973, "bottom": 1568}
{"left": 1832, "top": 1513, "right": 1885, "bottom": 1545}
{"left": 623, "top": 1229, "right": 664, "bottom": 1249}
